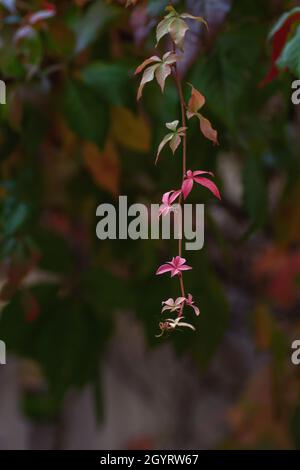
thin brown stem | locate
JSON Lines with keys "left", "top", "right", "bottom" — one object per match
{"left": 173, "top": 58, "right": 187, "bottom": 260}
{"left": 178, "top": 275, "right": 186, "bottom": 318}
{"left": 174, "top": 70, "right": 187, "bottom": 179}
{"left": 172, "top": 45, "right": 188, "bottom": 314}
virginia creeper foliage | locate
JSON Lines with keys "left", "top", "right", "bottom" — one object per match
{"left": 134, "top": 2, "right": 221, "bottom": 336}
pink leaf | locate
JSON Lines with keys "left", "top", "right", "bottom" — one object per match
{"left": 194, "top": 177, "right": 221, "bottom": 200}
{"left": 169, "top": 189, "right": 181, "bottom": 204}
{"left": 156, "top": 264, "right": 173, "bottom": 275}
{"left": 162, "top": 191, "right": 173, "bottom": 205}
{"left": 192, "top": 305, "right": 200, "bottom": 316}
{"left": 176, "top": 256, "right": 187, "bottom": 266}
{"left": 193, "top": 170, "right": 214, "bottom": 177}
{"left": 181, "top": 178, "right": 194, "bottom": 199}
{"left": 178, "top": 264, "right": 192, "bottom": 271}
{"left": 163, "top": 298, "right": 175, "bottom": 307}
{"left": 135, "top": 56, "right": 160, "bottom": 75}
{"left": 156, "top": 256, "right": 192, "bottom": 277}
{"left": 186, "top": 293, "right": 200, "bottom": 316}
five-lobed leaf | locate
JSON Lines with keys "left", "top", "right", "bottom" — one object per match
{"left": 156, "top": 6, "right": 207, "bottom": 49}
{"left": 155, "top": 120, "right": 187, "bottom": 164}
{"left": 135, "top": 52, "right": 177, "bottom": 100}
{"left": 135, "top": 55, "right": 160, "bottom": 75}
{"left": 181, "top": 170, "right": 221, "bottom": 200}
{"left": 137, "top": 64, "right": 158, "bottom": 100}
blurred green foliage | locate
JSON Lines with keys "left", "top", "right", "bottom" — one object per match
{"left": 0, "top": 0, "right": 300, "bottom": 438}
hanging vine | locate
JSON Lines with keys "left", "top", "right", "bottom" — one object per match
{"left": 133, "top": 2, "right": 221, "bottom": 336}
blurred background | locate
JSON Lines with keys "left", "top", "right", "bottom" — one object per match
{"left": 1, "top": 0, "right": 300, "bottom": 450}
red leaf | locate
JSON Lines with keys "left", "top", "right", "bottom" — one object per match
{"left": 198, "top": 115, "right": 218, "bottom": 145}
{"left": 187, "top": 84, "right": 205, "bottom": 114}
{"left": 260, "top": 10, "right": 300, "bottom": 86}
{"left": 194, "top": 176, "right": 221, "bottom": 200}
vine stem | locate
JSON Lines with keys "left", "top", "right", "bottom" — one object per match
{"left": 174, "top": 65, "right": 187, "bottom": 181}
{"left": 172, "top": 46, "right": 187, "bottom": 314}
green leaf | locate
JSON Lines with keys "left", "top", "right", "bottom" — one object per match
{"left": 277, "top": 25, "right": 300, "bottom": 78}
{"left": 82, "top": 267, "right": 134, "bottom": 312}
{"left": 82, "top": 62, "right": 132, "bottom": 106}
{"left": 190, "top": 24, "right": 264, "bottom": 128}
{"left": 73, "top": 0, "right": 119, "bottom": 53}
{"left": 63, "top": 79, "right": 109, "bottom": 148}
{"left": 3, "top": 202, "right": 28, "bottom": 236}
{"left": 0, "top": 284, "right": 115, "bottom": 401}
